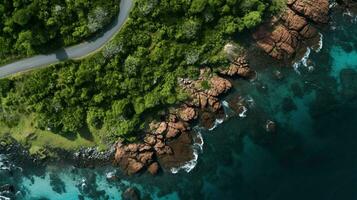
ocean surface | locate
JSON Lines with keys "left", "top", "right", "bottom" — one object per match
{"left": 1, "top": 6, "right": 357, "bottom": 200}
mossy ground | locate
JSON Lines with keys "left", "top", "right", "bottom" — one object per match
{"left": 0, "top": 114, "right": 108, "bottom": 157}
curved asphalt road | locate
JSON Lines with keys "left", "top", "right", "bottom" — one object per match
{"left": 0, "top": 0, "right": 132, "bottom": 78}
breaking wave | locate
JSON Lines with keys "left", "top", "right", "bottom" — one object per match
{"left": 170, "top": 130, "right": 204, "bottom": 174}
{"left": 293, "top": 47, "right": 312, "bottom": 74}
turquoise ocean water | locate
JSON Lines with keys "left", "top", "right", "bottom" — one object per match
{"left": 1, "top": 6, "right": 357, "bottom": 200}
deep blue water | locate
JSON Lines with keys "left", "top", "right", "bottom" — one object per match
{"left": 1, "top": 6, "right": 357, "bottom": 200}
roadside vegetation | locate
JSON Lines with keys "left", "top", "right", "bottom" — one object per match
{"left": 0, "top": 0, "right": 121, "bottom": 65}
{"left": 0, "top": 0, "right": 287, "bottom": 152}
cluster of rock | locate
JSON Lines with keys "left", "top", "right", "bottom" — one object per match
{"left": 0, "top": 184, "right": 16, "bottom": 199}
{"left": 114, "top": 110, "right": 196, "bottom": 175}
{"left": 180, "top": 68, "right": 233, "bottom": 113}
{"left": 72, "top": 146, "right": 116, "bottom": 168}
{"left": 219, "top": 56, "right": 256, "bottom": 79}
{"left": 114, "top": 67, "right": 241, "bottom": 175}
{"left": 254, "top": 0, "right": 330, "bottom": 59}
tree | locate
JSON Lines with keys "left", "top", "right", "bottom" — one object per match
{"left": 12, "top": 8, "right": 31, "bottom": 26}
{"left": 242, "top": 11, "right": 262, "bottom": 29}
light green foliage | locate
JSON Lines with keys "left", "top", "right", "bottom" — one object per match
{"left": 0, "top": 0, "right": 282, "bottom": 142}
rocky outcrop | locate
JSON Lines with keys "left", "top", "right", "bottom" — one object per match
{"left": 147, "top": 162, "right": 160, "bottom": 175}
{"left": 254, "top": 0, "right": 329, "bottom": 59}
{"left": 179, "top": 68, "right": 232, "bottom": 113}
{"left": 288, "top": 0, "right": 329, "bottom": 23}
{"left": 114, "top": 108, "right": 194, "bottom": 175}
{"left": 219, "top": 56, "right": 256, "bottom": 79}
{"left": 178, "top": 106, "right": 197, "bottom": 122}
{"left": 265, "top": 120, "right": 277, "bottom": 133}
{"left": 114, "top": 60, "right": 247, "bottom": 175}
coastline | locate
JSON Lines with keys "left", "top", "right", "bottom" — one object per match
{"left": 1, "top": 0, "right": 334, "bottom": 175}
{"left": 2, "top": 1, "right": 352, "bottom": 199}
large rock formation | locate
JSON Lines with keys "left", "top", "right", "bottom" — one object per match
{"left": 254, "top": 0, "right": 329, "bottom": 59}
{"left": 219, "top": 56, "right": 256, "bottom": 79}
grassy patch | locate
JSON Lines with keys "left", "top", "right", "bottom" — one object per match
{"left": 0, "top": 114, "right": 107, "bottom": 153}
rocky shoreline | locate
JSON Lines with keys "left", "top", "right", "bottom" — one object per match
{"left": 113, "top": 56, "right": 255, "bottom": 175}
{"left": 112, "top": 0, "right": 332, "bottom": 176}
{"left": 1, "top": 0, "right": 332, "bottom": 180}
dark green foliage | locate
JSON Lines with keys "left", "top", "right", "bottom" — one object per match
{"left": 0, "top": 0, "right": 283, "bottom": 141}
{"left": 0, "top": 0, "right": 120, "bottom": 61}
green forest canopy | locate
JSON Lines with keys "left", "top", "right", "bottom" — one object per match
{"left": 0, "top": 0, "right": 286, "bottom": 145}
{"left": 0, "top": 0, "right": 120, "bottom": 63}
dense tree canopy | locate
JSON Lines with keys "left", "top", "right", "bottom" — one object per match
{"left": 0, "top": 0, "right": 120, "bottom": 63}
{"left": 0, "top": 0, "right": 287, "bottom": 144}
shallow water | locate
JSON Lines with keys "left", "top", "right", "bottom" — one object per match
{"left": 1, "top": 7, "right": 357, "bottom": 200}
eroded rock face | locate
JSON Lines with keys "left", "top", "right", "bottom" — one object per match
{"left": 254, "top": 0, "right": 329, "bottom": 59}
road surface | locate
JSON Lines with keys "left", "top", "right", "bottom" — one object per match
{"left": 0, "top": 0, "right": 132, "bottom": 78}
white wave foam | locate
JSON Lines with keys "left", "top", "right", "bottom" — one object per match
{"left": 245, "top": 96, "right": 255, "bottom": 108}
{"left": 222, "top": 100, "right": 229, "bottom": 108}
{"left": 343, "top": 10, "right": 353, "bottom": 17}
{"left": 315, "top": 33, "right": 323, "bottom": 53}
{"left": 170, "top": 151, "right": 198, "bottom": 174}
{"left": 170, "top": 131, "right": 204, "bottom": 174}
{"left": 208, "top": 118, "right": 224, "bottom": 131}
{"left": 238, "top": 106, "right": 248, "bottom": 118}
{"left": 329, "top": 2, "right": 337, "bottom": 8}
{"left": 293, "top": 47, "right": 312, "bottom": 74}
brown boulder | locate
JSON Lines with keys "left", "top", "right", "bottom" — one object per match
{"left": 168, "top": 121, "right": 187, "bottom": 132}
{"left": 147, "top": 162, "right": 160, "bottom": 175}
{"left": 281, "top": 9, "right": 307, "bottom": 31}
{"left": 138, "top": 144, "right": 152, "bottom": 152}
{"left": 127, "top": 144, "right": 139, "bottom": 152}
{"left": 154, "top": 139, "right": 165, "bottom": 149}
{"left": 127, "top": 158, "right": 144, "bottom": 175}
{"left": 290, "top": 0, "right": 329, "bottom": 24}
{"left": 166, "top": 127, "right": 180, "bottom": 139}
{"left": 199, "top": 93, "right": 208, "bottom": 108}
{"left": 208, "top": 76, "right": 232, "bottom": 97}
{"left": 179, "top": 107, "right": 197, "bottom": 122}
{"left": 299, "top": 24, "right": 318, "bottom": 39}
{"left": 155, "top": 122, "right": 167, "bottom": 134}
{"left": 144, "top": 135, "right": 156, "bottom": 146}
{"left": 137, "top": 151, "right": 154, "bottom": 164}
{"left": 115, "top": 146, "right": 126, "bottom": 162}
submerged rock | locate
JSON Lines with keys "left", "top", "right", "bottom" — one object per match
{"left": 122, "top": 187, "right": 141, "bottom": 200}
{"left": 265, "top": 120, "right": 277, "bottom": 133}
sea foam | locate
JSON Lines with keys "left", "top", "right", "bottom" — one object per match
{"left": 293, "top": 47, "right": 312, "bottom": 74}
{"left": 170, "top": 130, "right": 204, "bottom": 174}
